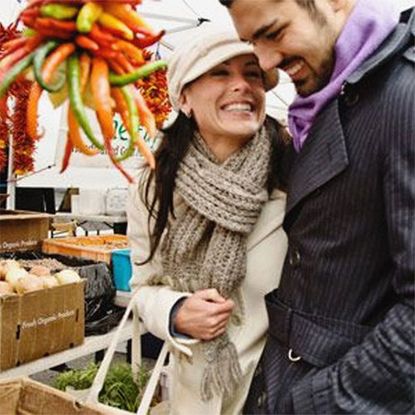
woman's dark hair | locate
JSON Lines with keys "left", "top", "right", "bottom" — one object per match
{"left": 139, "top": 113, "right": 290, "bottom": 264}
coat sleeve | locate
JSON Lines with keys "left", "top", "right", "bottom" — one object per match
{"left": 126, "top": 174, "right": 197, "bottom": 356}
{"left": 290, "top": 69, "right": 415, "bottom": 414}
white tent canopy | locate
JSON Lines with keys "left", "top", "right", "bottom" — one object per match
{"left": 1, "top": 0, "right": 414, "bottom": 191}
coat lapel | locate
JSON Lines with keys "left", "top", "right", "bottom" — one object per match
{"left": 286, "top": 100, "right": 349, "bottom": 215}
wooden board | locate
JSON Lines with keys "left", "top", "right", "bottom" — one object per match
{"left": 42, "top": 235, "right": 128, "bottom": 264}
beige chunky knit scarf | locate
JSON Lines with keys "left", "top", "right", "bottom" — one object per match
{"left": 160, "top": 127, "right": 272, "bottom": 401}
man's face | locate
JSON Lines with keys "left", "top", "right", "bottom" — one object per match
{"left": 228, "top": 0, "right": 340, "bottom": 96}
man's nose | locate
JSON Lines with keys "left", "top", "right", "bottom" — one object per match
{"left": 255, "top": 44, "right": 283, "bottom": 72}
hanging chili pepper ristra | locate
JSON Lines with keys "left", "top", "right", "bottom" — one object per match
{"left": 0, "top": 0, "right": 170, "bottom": 181}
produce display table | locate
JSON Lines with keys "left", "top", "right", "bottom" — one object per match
{"left": 54, "top": 213, "right": 127, "bottom": 235}
{"left": 0, "top": 318, "right": 136, "bottom": 380}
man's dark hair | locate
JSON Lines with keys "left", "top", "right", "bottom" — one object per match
{"left": 219, "top": 0, "right": 326, "bottom": 27}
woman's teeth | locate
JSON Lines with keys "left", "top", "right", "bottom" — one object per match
{"left": 223, "top": 103, "right": 252, "bottom": 112}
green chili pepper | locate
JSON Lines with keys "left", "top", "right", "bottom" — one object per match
{"left": 22, "top": 28, "right": 37, "bottom": 37}
{"left": 108, "top": 60, "right": 167, "bottom": 86}
{"left": 116, "top": 85, "right": 139, "bottom": 161}
{"left": 40, "top": 3, "right": 79, "bottom": 20}
{"left": 33, "top": 40, "right": 65, "bottom": 92}
{"left": 0, "top": 51, "right": 36, "bottom": 98}
{"left": 76, "top": 2, "right": 103, "bottom": 34}
{"left": 67, "top": 54, "right": 104, "bottom": 150}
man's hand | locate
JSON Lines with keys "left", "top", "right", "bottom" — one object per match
{"left": 174, "top": 288, "right": 234, "bottom": 340}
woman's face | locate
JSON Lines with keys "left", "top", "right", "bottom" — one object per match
{"left": 180, "top": 54, "right": 266, "bottom": 145}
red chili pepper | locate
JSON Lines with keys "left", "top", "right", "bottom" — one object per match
{"left": 132, "top": 30, "right": 164, "bottom": 49}
{"left": 92, "top": 48, "right": 119, "bottom": 60}
{"left": 2, "top": 37, "right": 29, "bottom": 55}
{"left": 89, "top": 24, "right": 118, "bottom": 47}
{"left": 35, "top": 17, "right": 77, "bottom": 33}
{"left": 60, "top": 135, "right": 73, "bottom": 173}
{"left": 0, "top": 35, "right": 43, "bottom": 73}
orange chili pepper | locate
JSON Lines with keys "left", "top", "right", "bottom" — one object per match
{"left": 98, "top": 12, "right": 134, "bottom": 40}
{"left": 75, "top": 35, "right": 99, "bottom": 51}
{"left": 90, "top": 57, "right": 114, "bottom": 141}
{"left": 103, "top": 3, "right": 153, "bottom": 34}
{"left": 113, "top": 52, "right": 135, "bottom": 73}
{"left": 26, "top": 42, "right": 76, "bottom": 140}
{"left": 131, "top": 88, "right": 156, "bottom": 139}
{"left": 115, "top": 40, "right": 144, "bottom": 65}
{"left": 111, "top": 87, "right": 131, "bottom": 131}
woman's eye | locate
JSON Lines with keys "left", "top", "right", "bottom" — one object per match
{"left": 210, "top": 69, "right": 228, "bottom": 76}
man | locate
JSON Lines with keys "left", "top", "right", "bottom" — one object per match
{"left": 219, "top": 0, "right": 414, "bottom": 413}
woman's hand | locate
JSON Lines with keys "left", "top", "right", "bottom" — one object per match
{"left": 174, "top": 288, "right": 234, "bottom": 341}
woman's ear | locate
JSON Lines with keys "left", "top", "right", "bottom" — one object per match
{"left": 179, "top": 92, "right": 192, "bottom": 118}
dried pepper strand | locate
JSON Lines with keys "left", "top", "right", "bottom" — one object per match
{"left": 10, "top": 79, "right": 35, "bottom": 175}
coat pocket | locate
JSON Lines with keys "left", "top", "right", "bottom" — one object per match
{"left": 265, "top": 293, "right": 372, "bottom": 367}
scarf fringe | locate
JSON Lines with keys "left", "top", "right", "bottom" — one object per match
{"left": 200, "top": 340, "right": 242, "bottom": 402}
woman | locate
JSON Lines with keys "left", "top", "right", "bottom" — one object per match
{"left": 127, "top": 29, "right": 289, "bottom": 415}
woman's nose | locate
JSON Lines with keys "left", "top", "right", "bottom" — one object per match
{"left": 230, "top": 74, "right": 252, "bottom": 91}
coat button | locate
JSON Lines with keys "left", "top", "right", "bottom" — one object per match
{"left": 257, "top": 391, "right": 267, "bottom": 408}
{"left": 288, "top": 248, "right": 301, "bottom": 267}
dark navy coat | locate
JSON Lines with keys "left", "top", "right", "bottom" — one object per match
{"left": 244, "top": 8, "right": 415, "bottom": 415}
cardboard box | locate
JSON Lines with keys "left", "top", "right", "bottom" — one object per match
{"left": 0, "top": 281, "right": 85, "bottom": 371}
{"left": 42, "top": 235, "right": 129, "bottom": 264}
{"left": 0, "top": 377, "right": 106, "bottom": 414}
{"left": 0, "top": 209, "right": 50, "bottom": 253}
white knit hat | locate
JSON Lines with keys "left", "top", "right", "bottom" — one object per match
{"left": 167, "top": 29, "right": 278, "bottom": 111}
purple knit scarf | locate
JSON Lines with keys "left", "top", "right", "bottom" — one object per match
{"left": 288, "top": 0, "right": 399, "bottom": 152}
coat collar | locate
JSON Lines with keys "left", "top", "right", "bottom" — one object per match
{"left": 347, "top": 7, "right": 415, "bottom": 85}
{"left": 285, "top": 8, "right": 415, "bottom": 216}
{"left": 286, "top": 99, "right": 348, "bottom": 215}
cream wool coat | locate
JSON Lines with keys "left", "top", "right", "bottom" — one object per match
{"left": 127, "top": 170, "right": 287, "bottom": 415}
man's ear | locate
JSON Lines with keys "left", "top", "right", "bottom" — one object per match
{"left": 329, "top": 0, "right": 354, "bottom": 13}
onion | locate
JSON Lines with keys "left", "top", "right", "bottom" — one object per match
{"left": 5, "top": 267, "right": 28, "bottom": 288}
{"left": 0, "top": 259, "right": 20, "bottom": 279}
{"left": 0, "top": 281, "right": 14, "bottom": 296}
{"left": 14, "top": 275, "right": 44, "bottom": 294}
{"left": 55, "top": 269, "right": 81, "bottom": 285}
{"left": 30, "top": 265, "right": 51, "bottom": 277}
{"left": 41, "top": 275, "right": 59, "bottom": 289}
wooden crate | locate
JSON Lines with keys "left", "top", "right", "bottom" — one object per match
{"left": 42, "top": 235, "right": 128, "bottom": 264}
